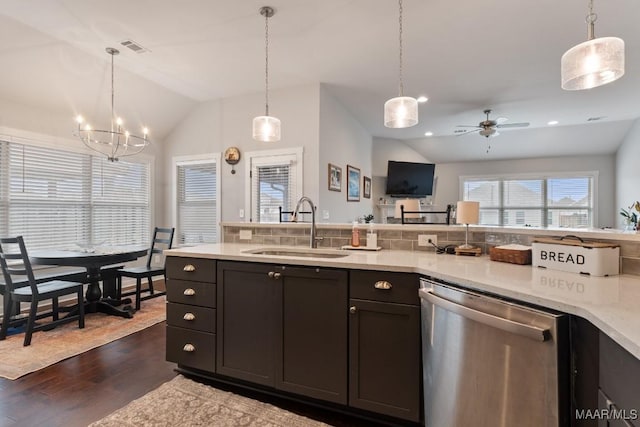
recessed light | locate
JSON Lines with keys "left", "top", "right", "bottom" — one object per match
{"left": 424, "top": 131, "right": 433, "bottom": 136}
{"left": 417, "top": 96, "right": 428, "bottom": 103}
{"left": 547, "top": 120, "right": 559, "bottom": 125}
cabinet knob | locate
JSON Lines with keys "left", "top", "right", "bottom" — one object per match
{"left": 183, "top": 312, "right": 196, "bottom": 321}
{"left": 374, "top": 280, "right": 392, "bottom": 290}
{"left": 182, "top": 343, "right": 195, "bottom": 352}
{"left": 273, "top": 272, "right": 282, "bottom": 279}
{"left": 183, "top": 264, "right": 196, "bottom": 272}
{"left": 183, "top": 288, "right": 196, "bottom": 296}
{"left": 268, "top": 271, "right": 275, "bottom": 278}
{"left": 349, "top": 306, "right": 357, "bottom": 314}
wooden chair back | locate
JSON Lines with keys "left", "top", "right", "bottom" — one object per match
{"left": 146, "top": 227, "right": 175, "bottom": 269}
{"left": 0, "top": 236, "right": 37, "bottom": 295}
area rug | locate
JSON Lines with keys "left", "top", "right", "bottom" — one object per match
{"left": 90, "top": 375, "right": 330, "bottom": 427}
{"left": 0, "top": 296, "right": 166, "bottom": 380}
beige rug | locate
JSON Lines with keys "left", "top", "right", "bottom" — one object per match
{"left": 90, "top": 375, "right": 331, "bottom": 427}
{"left": 0, "top": 296, "right": 166, "bottom": 380}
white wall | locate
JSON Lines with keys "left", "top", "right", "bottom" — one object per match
{"left": 318, "top": 86, "right": 373, "bottom": 223}
{"left": 616, "top": 118, "right": 640, "bottom": 227}
{"left": 161, "top": 83, "right": 321, "bottom": 225}
{"left": 434, "top": 155, "right": 616, "bottom": 227}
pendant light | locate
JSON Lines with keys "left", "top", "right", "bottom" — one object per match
{"left": 561, "top": 0, "right": 625, "bottom": 91}
{"left": 384, "top": 0, "right": 418, "bottom": 128}
{"left": 253, "top": 6, "right": 281, "bottom": 142}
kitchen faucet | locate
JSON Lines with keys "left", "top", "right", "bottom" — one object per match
{"left": 292, "top": 196, "right": 323, "bottom": 248}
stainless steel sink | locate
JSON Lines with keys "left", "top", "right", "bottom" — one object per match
{"left": 243, "top": 247, "right": 350, "bottom": 258}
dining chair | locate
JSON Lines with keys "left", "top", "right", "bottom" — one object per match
{"left": 0, "top": 236, "right": 85, "bottom": 346}
{"left": 116, "top": 227, "right": 175, "bottom": 311}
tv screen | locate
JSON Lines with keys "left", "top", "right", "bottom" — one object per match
{"left": 385, "top": 161, "right": 435, "bottom": 196}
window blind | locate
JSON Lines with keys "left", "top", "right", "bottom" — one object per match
{"left": 177, "top": 161, "right": 217, "bottom": 245}
{"left": 0, "top": 142, "right": 8, "bottom": 238}
{"left": 253, "top": 164, "right": 293, "bottom": 223}
{"left": 8, "top": 144, "right": 90, "bottom": 250}
{"left": 1, "top": 141, "right": 151, "bottom": 251}
{"left": 91, "top": 157, "right": 150, "bottom": 245}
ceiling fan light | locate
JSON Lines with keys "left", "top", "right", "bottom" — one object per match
{"left": 479, "top": 127, "right": 497, "bottom": 138}
{"left": 252, "top": 115, "right": 281, "bottom": 142}
{"left": 561, "top": 37, "right": 624, "bottom": 90}
{"left": 384, "top": 96, "right": 418, "bottom": 128}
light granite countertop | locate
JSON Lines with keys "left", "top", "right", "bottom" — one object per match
{"left": 165, "top": 243, "right": 640, "bottom": 360}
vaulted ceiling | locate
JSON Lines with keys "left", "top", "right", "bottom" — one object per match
{"left": 1, "top": 0, "right": 638, "bottom": 162}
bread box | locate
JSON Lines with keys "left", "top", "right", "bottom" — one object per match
{"left": 532, "top": 235, "right": 619, "bottom": 276}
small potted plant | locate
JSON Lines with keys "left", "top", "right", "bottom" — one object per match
{"left": 619, "top": 201, "right": 640, "bottom": 231}
{"left": 363, "top": 214, "right": 374, "bottom": 224}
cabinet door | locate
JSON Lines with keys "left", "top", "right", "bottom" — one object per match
{"left": 216, "top": 261, "right": 277, "bottom": 386}
{"left": 349, "top": 298, "right": 421, "bottom": 422}
{"left": 276, "top": 266, "right": 348, "bottom": 404}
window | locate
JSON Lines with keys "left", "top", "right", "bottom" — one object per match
{"left": 245, "top": 148, "right": 303, "bottom": 223}
{"left": 461, "top": 173, "right": 596, "bottom": 227}
{"left": 174, "top": 155, "right": 220, "bottom": 245}
{"left": 0, "top": 139, "right": 150, "bottom": 250}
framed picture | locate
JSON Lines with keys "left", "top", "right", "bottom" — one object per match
{"left": 347, "top": 165, "right": 360, "bottom": 202}
{"left": 328, "top": 163, "right": 342, "bottom": 192}
{"left": 363, "top": 176, "right": 371, "bottom": 199}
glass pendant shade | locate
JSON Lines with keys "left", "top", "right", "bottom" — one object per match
{"left": 561, "top": 36, "right": 625, "bottom": 90}
{"left": 252, "top": 115, "right": 281, "bottom": 142}
{"left": 384, "top": 96, "right": 418, "bottom": 128}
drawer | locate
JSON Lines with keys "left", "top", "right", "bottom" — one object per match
{"left": 167, "top": 302, "right": 216, "bottom": 333}
{"left": 166, "top": 256, "right": 216, "bottom": 283}
{"left": 166, "top": 279, "right": 216, "bottom": 308}
{"left": 166, "top": 326, "right": 215, "bottom": 373}
{"left": 350, "top": 270, "right": 419, "bottom": 305}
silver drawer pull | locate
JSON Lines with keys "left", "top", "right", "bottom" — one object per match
{"left": 349, "top": 306, "right": 357, "bottom": 314}
{"left": 183, "top": 264, "right": 196, "bottom": 272}
{"left": 374, "top": 280, "right": 392, "bottom": 290}
{"left": 183, "top": 288, "right": 196, "bottom": 296}
{"left": 182, "top": 343, "right": 195, "bottom": 352}
{"left": 183, "top": 312, "right": 196, "bottom": 321}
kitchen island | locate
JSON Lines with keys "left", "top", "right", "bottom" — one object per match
{"left": 164, "top": 243, "right": 640, "bottom": 426}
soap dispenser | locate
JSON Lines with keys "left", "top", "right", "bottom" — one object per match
{"left": 351, "top": 221, "right": 360, "bottom": 247}
{"left": 366, "top": 223, "right": 377, "bottom": 249}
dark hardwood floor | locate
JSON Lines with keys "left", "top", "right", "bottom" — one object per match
{"left": 0, "top": 322, "right": 398, "bottom": 427}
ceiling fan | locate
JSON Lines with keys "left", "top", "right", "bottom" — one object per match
{"left": 455, "top": 109, "right": 530, "bottom": 138}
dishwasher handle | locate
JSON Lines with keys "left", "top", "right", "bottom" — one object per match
{"left": 419, "top": 289, "right": 550, "bottom": 342}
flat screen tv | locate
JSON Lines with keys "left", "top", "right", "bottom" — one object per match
{"left": 385, "top": 161, "right": 435, "bottom": 197}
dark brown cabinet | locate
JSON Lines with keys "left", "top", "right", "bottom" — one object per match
{"left": 165, "top": 256, "right": 217, "bottom": 373}
{"left": 349, "top": 270, "right": 422, "bottom": 423}
{"left": 216, "top": 261, "right": 348, "bottom": 403}
{"left": 216, "top": 261, "right": 277, "bottom": 386}
{"left": 276, "top": 266, "right": 348, "bottom": 404}
{"left": 598, "top": 332, "right": 640, "bottom": 427}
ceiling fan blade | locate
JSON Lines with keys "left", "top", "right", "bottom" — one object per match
{"left": 496, "top": 122, "right": 529, "bottom": 129}
{"left": 456, "top": 125, "right": 481, "bottom": 128}
{"left": 495, "top": 117, "right": 509, "bottom": 124}
{"left": 456, "top": 128, "right": 481, "bottom": 136}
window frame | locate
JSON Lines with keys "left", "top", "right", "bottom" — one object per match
{"left": 172, "top": 153, "right": 221, "bottom": 246}
{"left": 459, "top": 170, "right": 599, "bottom": 227}
{"left": 244, "top": 147, "right": 304, "bottom": 223}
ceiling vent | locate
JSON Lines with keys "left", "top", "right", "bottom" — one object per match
{"left": 120, "top": 39, "right": 150, "bottom": 54}
{"left": 587, "top": 116, "right": 606, "bottom": 121}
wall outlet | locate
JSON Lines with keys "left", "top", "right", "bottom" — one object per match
{"left": 418, "top": 234, "right": 437, "bottom": 247}
{"left": 322, "top": 210, "right": 330, "bottom": 220}
{"left": 239, "top": 229, "right": 252, "bottom": 240}
{"left": 239, "top": 208, "right": 245, "bottom": 218}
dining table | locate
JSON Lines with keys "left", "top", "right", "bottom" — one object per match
{"left": 30, "top": 245, "right": 149, "bottom": 319}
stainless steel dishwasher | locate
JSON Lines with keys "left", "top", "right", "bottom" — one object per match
{"left": 419, "top": 277, "right": 570, "bottom": 427}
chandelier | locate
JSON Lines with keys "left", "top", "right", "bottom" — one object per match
{"left": 75, "top": 47, "right": 149, "bottom": 162}
{"left": 252, "top": 6, "right": 281, "bottom": 142}
{"left": 384, "top": 0, "right": 418, "bottom": 128}
{"left": 561, "top": 0, "right": 625, "bottom": 91}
